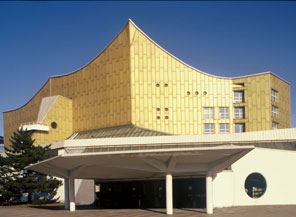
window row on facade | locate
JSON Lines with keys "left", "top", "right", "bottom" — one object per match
{"left": 204, "top": 123, "right": 245, "bottom": 134}
{"left": 204, "top": 107, "right": 244, "bottom": 120}
{"left": 234, "top": 88, "right": 278, "bottom": 104}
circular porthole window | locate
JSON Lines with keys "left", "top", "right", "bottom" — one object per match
{"left": 51, "top": 122, "right": 57, "bottom": 129}
{"left": 244, "top": 173, "right": 267, "bottom": 198}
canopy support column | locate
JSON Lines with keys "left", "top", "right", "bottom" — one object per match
{"left": 206, "top": 171, "right": 213, "bottom": 214}
{"left": 166, "top": 173, "right": 173, "bottom": 215}
{"left": 69, "top": 178, "right": 76, "bottom": 212}
{"left": 64, "top": 178, "right": 69, "bottom": 210}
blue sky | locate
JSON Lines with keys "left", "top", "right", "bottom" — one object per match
{"left": 0, "top": 1, "right": 296, "bottom": 136}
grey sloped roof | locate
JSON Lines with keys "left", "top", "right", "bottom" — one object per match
{"left": 71, "top": 124, "right": 172, "bottom": 139}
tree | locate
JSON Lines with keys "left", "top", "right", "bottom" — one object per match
{"left": 0, "top": 155, "right": 22, "bottom": 205}
{"left": 0, "top": 128, "right": 62, "bottom": 204}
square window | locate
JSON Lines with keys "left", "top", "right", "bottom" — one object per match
{"left": 235, "top": 123, "right": 245, "bottom": 133}
{"left": 234, "top": 91, "right": 244, "bottom": 103}
{"left": 272, "top": 122, "right": 279, "bottom": 130}
{"left": 204, "top": 123, "right": 214, "bottom": 134}
{"left": 272, "top": 105, "right": 278, "bottom": 118}
{"left": 220, "top": 123, "right": 229, "bottom": 134}
{"left": 219, "top": 107, "right": 229, "bottom": 119}
{"left": 234, "top": 107, "right": 244, "bottom": 119}
{"left": 204, "top": 107, "right": 214, "bottom": 119}
{"left": 271, "top": 89, "right": 278, "bottom": 102}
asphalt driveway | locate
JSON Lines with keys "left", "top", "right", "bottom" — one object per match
{"left": 1, "top": 205, "right": 296, "bottom": 217}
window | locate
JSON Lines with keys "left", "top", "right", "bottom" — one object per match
{"left": 51, "top": 122, "right": 57, "bottom": 129}
{"left": 220, "top": 123, "right": 229, "bottom": 134}
{"left": 219, "top": 107, "right": 229, "bottom": 119}
{"left": 272, "top": 122, "right": 279, "bottom": 129}
{"left": 235, "top": 123, "right": 245, "bottom": 133}
{"left": 234, "top": 107, "right": 244, "bottom": 119}
{"left": 245, "top": 173, "right": 267, "bottom": 198}
{"left": 271, "top": 89, "right": 278, "bottom": 102}
{"left": 234, "top": 91, "right": 244, "bottom": 103}
{"left": 204, "top": 107, "right": 214, "bottom": 119}
{"left": 272, "top": 105, "right": 278, "bottom": 118}
{"left": 204, "top": 123, "right": 214, "bottom": 134}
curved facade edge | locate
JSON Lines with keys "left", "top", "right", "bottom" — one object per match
{"left": 3, "top": 20, "right": 131, "bottom": 114}
{"left": 3, "top": 78, "right": 51, "bottom": 114}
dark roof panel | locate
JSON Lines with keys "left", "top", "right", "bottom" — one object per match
{"left": 72, "top": 125, "right": 172, "bottom": 139}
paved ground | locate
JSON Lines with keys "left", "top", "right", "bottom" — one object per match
{"left": 1, "top": 205, "right": 296, "bottom": 217}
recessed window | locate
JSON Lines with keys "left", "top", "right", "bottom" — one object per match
{"left": 164, "top": 83, "right": 168, "bottom": 87}
{"left": 156, "top": 108, "right": 160, "bottom": 111}
{"left": 245, "top": 173, "right": 267, "bottom": 198}
{"left": 165, "top": 116, "right": 169, "bottom": 119}
{"left": 219, "top": 107, "right": 229, "bottom": 119}
{"left": 271, "top": 89, "right": 278, "bottom": 102}
{"left": 219, "top": 123, "right": 229, "bottom": 134}
{"left": 203, "top": 91, "right": 207, "bottom": 95}
{"left": 234, "top": 91, "right": 244, "bottom": 103}
{"left": 165, "top": 108, "right": 169, "bottom": 111}
{"left": 272, "top": 105, "right": 278, "bottom": 118}
{"left": 51, "top": 122, "right": 57, "bottom": 129}
{"left": 195, "top": 91, "right": 199, "bottom": 95}
{"left": 272, "top": 122, "right": 279, "bottom": 130}
{"left": 235, "top": 123, "right": 245, "bottom": 133}
{"left": 156, "top": 83, "right": 160, "bottom": 87}
{"left": 156, "top": 116, "right": 160, "bottom": 120}
{"left": 187, "top": 91, "right": 191, "bottom": 95}
{"left": 204, "top": 107, "right": 214, "bottom": 119}
{"left": 204, "top": 123, "right": 214, "bottom": 134}
{"left": 234, "top": 107, "right": 244, "bottom": 119}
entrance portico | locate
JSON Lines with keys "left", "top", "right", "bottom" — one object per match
{"left": 26, "top": 133, "right": 257, "bottom": 214}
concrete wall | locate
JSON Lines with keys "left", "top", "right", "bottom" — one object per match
{"left": 213, "top": 148, "right": 296, "bottom": 208}
{"left": 56, "top": 179, "right": 94, "bottom": 205}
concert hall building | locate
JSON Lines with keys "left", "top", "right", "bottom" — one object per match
{"left": 3, "top": 20, "right": 296, "bottom": 215}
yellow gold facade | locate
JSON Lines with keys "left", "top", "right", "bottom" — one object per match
{"left": 32, "top": 96, "right": 73, "bottom": 145}
{"left": 3, "top": 20, "right": 291, "bottom": 147}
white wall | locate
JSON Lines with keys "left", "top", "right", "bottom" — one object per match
{"left": 55, "top": 179, "right": 94, "bottom": 205}
{"left": 213, "top": 148, "right": 296, "bottom": 208}
{"left": 213, "top": 170, "right": 234, "bottom": 208}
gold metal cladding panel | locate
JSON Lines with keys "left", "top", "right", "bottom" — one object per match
{"left": 49, "top": 26, "right": 131, "bottom": 132}
{"left": 3, "top": 81, "right": 51, "bottom": 147}
{"left": 129, "top": 22, "right": 234, "bottom": 135}
{"left": 233, "top": 74, "right": 271, "bottom": 132}
{"left": 232, "top": 73, "right": 291, "bottom": 132}
{"left": 32, "top": 96, "right": 73, "bottom": 145}
{"left": 3, "top": 23, "right": 132, "bottom": 146}
{"left": 270, "top": 74, "right": 291, "bottom": 128}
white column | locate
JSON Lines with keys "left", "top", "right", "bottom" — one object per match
{"left": 64, "top": 178, "right": 69, "bottom": 210}
{"left": 166, "top": 173, "right": 173, "bottom": 215}
{"left": 69, "top": 178, "right": 76, "bottom": 212}
{"left": 206, "top": 171, "right": 213, "bottom": 214}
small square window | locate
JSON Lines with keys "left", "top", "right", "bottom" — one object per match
{"left": 271, "top": 89, "right": 278, "bottom": 102}
{"left": 272, "top": 122, "right": 279, "bottom": 130}
{"left": 234, "top": 91, "right": 244, "bottom": 103}
{"left": 219, "top": 107, "right": 229, "bottom": 119}
{"left": 204, "top": 123, "right": 215, "bottom": 134}
{"left": 204, "top": 107, "right": 214, "bottom": 119}
{"left": 220, "top": 123, "right": 229, "bottom": 134}
{"left": 234, "top": 107, "right": 244, "bottom": 119}
{"left": 235, "top": 123, "right": 245, "bottom": 133}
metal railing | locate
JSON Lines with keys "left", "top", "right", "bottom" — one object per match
{"left": 19, "top": 122, "right": 49, "bottom": 127}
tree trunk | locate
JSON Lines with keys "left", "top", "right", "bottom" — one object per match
{"left": 28, "top": 192, "right": 33, "bottom": 204}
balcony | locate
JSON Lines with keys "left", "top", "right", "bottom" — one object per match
{"left": 19, "top": 122, "right": 49, "bottom": 132}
